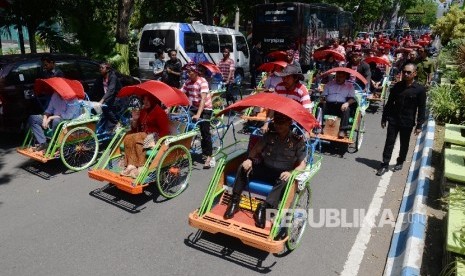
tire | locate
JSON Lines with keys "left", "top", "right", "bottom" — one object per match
{"left": 60, "top": 126, "right": 99, "bottom": 171}
{"left": 156, "top": 145, "right": 192, "bottom": 198}
{"left": 355, "top": 114, "right": 365, "bottom": 151}
{"left": 286, "top": 186, "right": 311, "bottom": 251}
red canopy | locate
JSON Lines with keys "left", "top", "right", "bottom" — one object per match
{"left": 364, "top": 56, "right": 391, "bottom": 66}
{"left": 266, "top": 51, "right": 288, "bottom": 61}
{"left": 257, "top": 61, "right": 288, "bottom": 72}
{"left": 34, "top": 77, "right": 85, "bottom": 100}
{"left": 313, "top": 49, "right": 346, "bottom": 62}
{"left": 319, "top": 67, "right": 368, "bottom": 85}
{"left": 217, "top": 93, "right": 319, "bottom": 132}
{"left": 118, "top": 80, "right": 189, "bottom": 107}
{"left": 199, "top": 62, "right": 221, "bottom": 75}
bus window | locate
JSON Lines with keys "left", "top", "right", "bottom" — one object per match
{"left": 219, "top": 34, "right": 233, "bottom": 51}
{"left": 235, "top": 35, "right": 249, "bottom": 58}
{"left": 184, "top": 32, "right": 203, "bottom": 53}
{"left": 139, "top": 30, "right": 175, "bottom": 52}
{"left": 202, "top": 33, "right": 219, "bottom": 53}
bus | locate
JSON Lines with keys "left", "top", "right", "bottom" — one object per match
{"left": 252, "top": 2, "right": 353, "bottom": 71}
{"left": 137, "top": 22, "right": 250, "bottom": 80}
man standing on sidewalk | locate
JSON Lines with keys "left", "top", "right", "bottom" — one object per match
{"left": 376, "top": 63, "right": 426, "bottom": 176}
{"left": 218, "top": 47, "right": 236, "bottom": 105}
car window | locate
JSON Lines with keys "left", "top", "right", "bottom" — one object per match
{"left": 202, "top": 33, "right": 219, "bottom": 53}
{"left": 184, "top": 32, "right": 203, "bottom": 53}
{"left": 78, "top": 61, "right": 100, "bottom": 80}
{"left": 56, "top": 60, "right": 80, "bottom": 80}
{"left": 235, "top": 35, "right": 249, "bottom": 58}
{"left": 6, "top": 61, "right": 41, "bottom": 85}
{"left": 139, "top": 30, "right": 176, "bottom": 52}
{"left": 219, "top": 34, "right": 233, "bottom": 51}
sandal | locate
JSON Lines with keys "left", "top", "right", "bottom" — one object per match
{"left": 129, "top": 167, "right": 141, "bottom": 179}
{"left": 120, "top": 165, "right": 136, "bottom": 176}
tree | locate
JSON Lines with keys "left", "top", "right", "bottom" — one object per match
{"left": 114, "top": 0, "right": 135, "bottom": 74}
{"left": 432, "top": 4, "right": 465, "bottom": 45}
{"left": 405, "top": 0, "right": 437, "bottom": 29}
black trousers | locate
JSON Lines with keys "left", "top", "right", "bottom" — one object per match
{"left": 324, "top": 102, "right": 351, "bottom": 130}
{"left": 101, "top": 104, "right": 118, "bottom": 131}
{"left": 191, "top": 109, "right": 213, "bottom": 156}
{"left": 382, "top": 123, "right": 413, "bottom": 166}
{"left": 232, "top": 163, "right": 287, "bottom": 208}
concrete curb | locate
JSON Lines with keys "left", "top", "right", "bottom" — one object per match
{"left": 383, "top": 116, "right": 435, "bottom": 276}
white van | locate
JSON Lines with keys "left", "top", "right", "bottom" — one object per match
{"left": 138, "top": 22, "right": 250, "bottom": 80}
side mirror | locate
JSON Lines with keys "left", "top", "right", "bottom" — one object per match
{"left": 149, "top": 61, "right": 154, "bottom": 67}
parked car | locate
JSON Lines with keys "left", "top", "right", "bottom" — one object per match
{"left": 0, "top": 53, "right": 140, "bottom": 133}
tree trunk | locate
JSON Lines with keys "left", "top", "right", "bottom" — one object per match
{"left": 26, "top": 24, "right": 36, "bottom": 53}
{"left": 116, "top": 0, "right": 135, "bottom": 44}
{"left": 16, "top": 23, "right": 25, "bottom": 54}
{"left": 115, "top": 0, "right": 135, "bottom": 74}
{"left": 201, "top": 0, "right": 215, "bottom": 25}
{"left": 0, "top": 36, "right": 3, "bottom": 55}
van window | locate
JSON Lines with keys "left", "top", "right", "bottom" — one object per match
{"left": 6, "top": 61, "right": 41, "bottom": 85}
{"left": 219, "top": 34, "right": 233, "bottom": 51}
{"left": 139, "top": 30, "right": 175, "bottom": 52}
{"left": 202, "top": 33, "right": 219, "bottom": 53}
{"left": 184, "top": 32, "right": 203, "bottom": 53}
{"left": 235, "top": 35, "right": 249, "bottom": 58}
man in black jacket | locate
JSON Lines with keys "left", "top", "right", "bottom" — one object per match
{"left": 93, "top": 62, "right": 122, "bottom": 132}
{"left": 376, "top": 63, "right": 426, "bottom": 176}
{"left": 347, "top": 50, "right": 371, "bottom": 90}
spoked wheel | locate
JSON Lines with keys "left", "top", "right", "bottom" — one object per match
{"left": 211, "top": 96, "right": 226, "bottom": 128}
{"left": 60, "top": 126, "right": 99, "bottom": 171}
{"left": 355, "top": 115, "right": 365, "bottom": 151}
{"left": 210, "top": 126, "right": 223, "bottom": 156}
{"left": 348, "top": 113, "right": 364, "bottom": 153}
{"left": 286, "top": 186, "right": 311, "bottom": 251}
{"left": 156, "top": 145, "right": 192, "bottom": 198}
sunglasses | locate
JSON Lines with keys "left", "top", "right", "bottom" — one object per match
{"left": 402, "top": 70, "right": 414, "bottom": 75}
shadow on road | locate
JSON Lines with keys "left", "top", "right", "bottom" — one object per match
{"left": 0, "top": 135, "right": 21, "bottom": 186}
{"left": 185, "top": 230, "right": 275, "bottom": 273}
{"left": 89, "top": 183, "right": 166, "bottom": 213}
{"left": 355, "top": 157, "right": 381, "bottom": 170}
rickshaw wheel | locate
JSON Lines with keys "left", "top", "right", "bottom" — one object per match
{"left": 211, "top": 97, "right": 225, "bottom": 128}
{"left": 156, "top": 144, "right": 192, "bottom": 198}
{"left": 348, "top": 113, "right": 365, "bottom": 153}
{"left": 60, "top": 126, "right": 99, "bottom": 171}
{"left": 355, "top": 115, "right": 365, "bottom": 151}
{"left": 286, "top": 186, "right": 311, "bottom": 251}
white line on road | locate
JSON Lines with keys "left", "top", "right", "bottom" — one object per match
{"left": 340, "top": 139, "right": 400, "bottom": 276}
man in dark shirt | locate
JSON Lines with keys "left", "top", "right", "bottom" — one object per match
{"left": 346, "top": 50, "right": 371, "bottom": 90}
{"left": 376, "top": 63, "right": 426, "bottom": 176}
{"left": 93, "top": 62, "right": 122, "bottom": 132}
{"left": 40, "top": 55, "right": 64, "bottom": 78}
{"left": 164, "top": 49, "right": 182, "bottom": 88}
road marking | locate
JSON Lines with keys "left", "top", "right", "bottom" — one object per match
{"left": 340, "top": 139, "right": 400, "bottom": 276}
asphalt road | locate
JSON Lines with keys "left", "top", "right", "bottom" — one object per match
{"left": 0, "top": 102, "right": 414, "bottom": 276}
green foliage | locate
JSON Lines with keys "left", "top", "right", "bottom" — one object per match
{"left": 429, "top": 81, "right": 465, "bottom": 124}
{"left": 406, "top": 0, "right": 437, "bottom": 28}
{"left": 432, "top": 4, "right": 465, "bottom": 45}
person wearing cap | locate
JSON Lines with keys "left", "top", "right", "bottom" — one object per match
{"left": 218, "top": 47, "right": 236, "bottom": 105}
{"left": 180, "top": 62, "right": 214, "bottom": 169}
{"left": 321, "top": 70, "right": 356, "bottom": 138}
{"left": 346, "top": 50, "right": 371, "bottom": 90}
{"left": 224, "top": 112, "right": 307, "bottom": 229}
{"left": 262, "top": 64, "right": 312, "bottom": 132}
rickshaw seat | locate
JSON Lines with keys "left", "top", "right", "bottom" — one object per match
{"left": 119, "top": 143, "right": 158, "bottom": 158}
{"left": 225, "top": 173, "right": 273, "bottom": 197}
